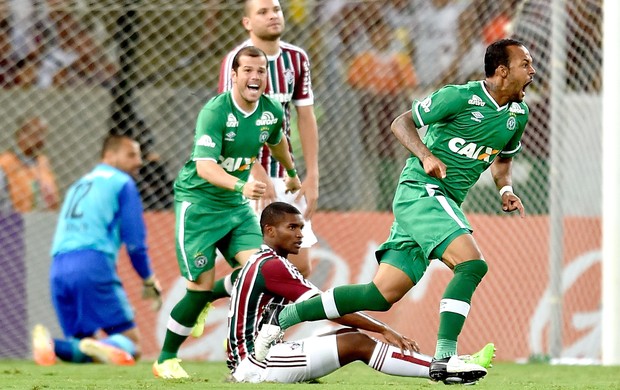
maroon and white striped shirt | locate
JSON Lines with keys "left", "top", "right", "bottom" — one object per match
{"left": 218, "top": 40, "right": 314, "bottom": 178}
{"left": 226, "top": 245, "right": 320, "bottom": 370}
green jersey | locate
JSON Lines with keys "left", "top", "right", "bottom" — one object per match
{"left": 174, "top": 91, "right": 284, "bottom": 209}
{"left": 404, "top": 80, "right": 529, "bottom": 205}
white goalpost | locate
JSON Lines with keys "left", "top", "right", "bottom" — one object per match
{"left": 602, "top": 0, "right": 620, "bottom": 366}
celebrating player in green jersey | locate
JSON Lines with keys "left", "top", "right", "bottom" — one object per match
{"left": 255, "top": 38, "right": 535, "bottom": 385}
{"left": 153, "top": 46, "right": 301, "bottom": 379}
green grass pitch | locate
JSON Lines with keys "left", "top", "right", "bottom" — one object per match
{"left": 2, "top": 360, "right": 619, "bottom": 389}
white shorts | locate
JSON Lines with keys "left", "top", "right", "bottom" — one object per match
{"left": 231, "top": 335, "right": 340, "bottom": 383}
{"left": 250, "top": 177, "right": 318, "bottom": 248}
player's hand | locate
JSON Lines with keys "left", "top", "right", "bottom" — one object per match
{"left": 296, "top": 174, "right": 319, "bottom": 220}
{"left": 421, "top": 154, "right": 447, "bottom": 179}
{"left": 243, "top": 180, "right": 267, "bottom": 200}
{"left": 501, "top": 191, "right": 526, "bottom": 217}
{"left": 257, "top": 179, "right": 277, "bottom": 212}
{"left": 284, "top": 174, "right": 302, "bottom": 195}
{"left": 381, "top": 327, "right": 420, "bottom": 355}
{"left": 142, "top": 276, "right": 162, "bottom": 311}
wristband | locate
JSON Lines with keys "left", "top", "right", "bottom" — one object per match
{"left": 234, "top": 179, "right": 246, "bottom": 193}
{"left": 286, "top": 168, "right": 297, "bottom": 178}
{"left": 499, "top": 185, "right": 513, "bottom": 196}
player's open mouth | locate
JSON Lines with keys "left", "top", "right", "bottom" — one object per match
{"left": 523, "top": 79, "right": 533, "bottom": 92}
{"left": 248, "top": 84, "right": 260, "bottom": 91}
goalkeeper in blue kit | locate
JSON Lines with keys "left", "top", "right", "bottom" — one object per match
{"left": 32, "top": 134, "right": 162, "bottom": 366}
{"left": 255, "top": 38, "right": 535, "bottom": 385}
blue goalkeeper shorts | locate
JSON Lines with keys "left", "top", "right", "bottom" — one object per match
{"left": 50, "top": 249, "right": 135, "bottom": 338}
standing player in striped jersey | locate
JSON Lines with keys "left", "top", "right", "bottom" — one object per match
{"left": 255, "top": 39, "right": 535, "bottom": 385}
{"left": 219, "top": 0, "right": 319, "bottom": 278}
{"left": 227, "top": 202, "right": 494, "bottom": 383}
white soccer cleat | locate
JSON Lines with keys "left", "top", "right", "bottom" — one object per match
{"left": 429, "top": 355, "right": 487, "bottom": 385}
{"left": 253, "top": 303, "right": 284, "bottom": 362}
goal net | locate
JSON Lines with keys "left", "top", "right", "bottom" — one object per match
{"left": 0, "top": 0, "right": 602, "bottom": 363}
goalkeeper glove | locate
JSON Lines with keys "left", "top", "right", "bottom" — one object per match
{"left": 142, "top": 276, "right": 162, "bottom": 311}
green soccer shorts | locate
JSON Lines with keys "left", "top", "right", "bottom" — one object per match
{"left": 174, "top": 200, "right": 262, "bottom": 281}
{"left": 376, "top": 180, "right": 472, "bottom": 284}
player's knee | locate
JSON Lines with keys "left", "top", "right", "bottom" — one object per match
{"left": 457, "top": 259, "right": 488, "bottom": 282}
{"left": 365, "top": 282, "right": 393, "bottom": 312}
{"left": 336, "top": 330, "right": 376, "bottom": 364}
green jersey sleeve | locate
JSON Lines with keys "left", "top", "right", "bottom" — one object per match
{"left": 192, "top": 105, "right": 226, "bottom": 160}
{"left": 411, "top": 85, "right": 466, "bottom": 128}
{"left": 266, "top": 98, "right": 285, "bottom": 145}
{"left": 499, "top": 103, "right": 529, "bottom": 158}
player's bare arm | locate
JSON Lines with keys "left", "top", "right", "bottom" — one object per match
{"left": 391, "top": 110, "right": 447, "bottom": 179}
{"left": 491, "top": 156, "right": 525, "bottom": 217}
{"left": 333, "top": 312, "right": 420, "bottom": 355}
{"left": 295, "top": 104, "right": 320, "bottom": 219}
{"left": 196, "top": 159, "right": 266, "bottom": 200}
{"left": 267, "top": 137, "right": 302, "bottom": 193}
{"left": 251, "top": 163, "right": 276, "bottom": 209}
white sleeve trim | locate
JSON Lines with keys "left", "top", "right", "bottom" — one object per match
{"left": 413, "top": 102, "right": 426, "bottom": 127}
{"left": 500, "top": 142, "right": 522, "bottom": 156}
{"left": 192, "top": 157, "right": 218, "bottom": 162}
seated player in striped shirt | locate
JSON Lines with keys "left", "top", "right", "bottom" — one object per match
{"left": 227, "top": 202, "right": 494, "bottom": 384}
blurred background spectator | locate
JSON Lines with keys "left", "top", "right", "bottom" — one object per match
{"left": 346, "top": 17, "right": 417, "bottom": 210}
{"left": 0, "top": 115, "right": 59, "bottom": 212}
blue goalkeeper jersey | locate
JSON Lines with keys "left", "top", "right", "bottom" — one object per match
{"left": 51, "top": 163, "right": 151, "bottom": 279}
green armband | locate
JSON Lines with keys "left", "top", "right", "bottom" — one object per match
{"left": 286, "top": 168, "right": 297, "bottom": 178}
{"left": 234, "top": 180, "right": 246, "bottom": 193}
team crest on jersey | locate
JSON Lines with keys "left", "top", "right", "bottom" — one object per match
{"left": 259, "top": 131, "right": 269, "bottom": 143}
{"left": 420, "top": 96, "right": 432, "bottom": 113}
{"left": 256, "top": 111, "right": 278, "bottom": 126}
{"left": 468, "top": 95, "right": 486, "bottom": 107}
{"left": 506, "top": 117, "right": 517, "bottom": 131}
{"left": 197, "top": 135, "right": 215, "bottom": 148}
{"left": 194, "top": 254, "right": 207, "bottom": 268}
{"left": 226, "top": 113, "right": 239, "bottom": 127}
{"left": 284, "top": 68, "right": 295, "bottom": 85}
{"left": 225, "top": 131, "right": 236, "bottom": 142}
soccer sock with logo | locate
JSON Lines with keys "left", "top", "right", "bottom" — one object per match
{"left": 279, "top": 282, "right": 391, "bottom": 330}
{"left": 434, "top": 260, "right": 488, "bottom": 360}
{"left": 369, "top": 342, "right": 431, "bottom": 378}
{"left": 212, "top": 268, "right": 241, "bottom": 300}
{"left": 158, "top": 289, "right": 213, "bottom": 363}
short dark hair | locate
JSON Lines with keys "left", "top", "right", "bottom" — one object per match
{"left": 232, "top": 46, "right": 268, "bottom": 72}
{"left": 101, "top": 134, "right": 134, "bottom": 158}
{"left": 484, "top": 38, "right": 525, "bottom": 77}
{"left": 260, "top": 202, "right": 301, "bottom": 233}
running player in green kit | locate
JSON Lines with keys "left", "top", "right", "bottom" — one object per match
{"left": 255, "top": 38, "right": 535, "bottom": 385}
{"left": 153, "top": 46, "right": 301, "bottom": 379}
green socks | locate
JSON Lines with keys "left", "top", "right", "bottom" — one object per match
{"left": 158, "top": 289, "right": 213, "bottom": 363}
{"left": 435, "top": 260, "right": 488, "bottom": 359}
{"left": 212, "top": 268, "right": 241, "bottom": 300}
{"left": 279, "top": 282, "right": 391, "bottom": 330}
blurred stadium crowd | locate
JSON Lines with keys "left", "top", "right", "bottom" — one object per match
{"left": 0, "top": 0, "right": 602, "bottom": 212}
